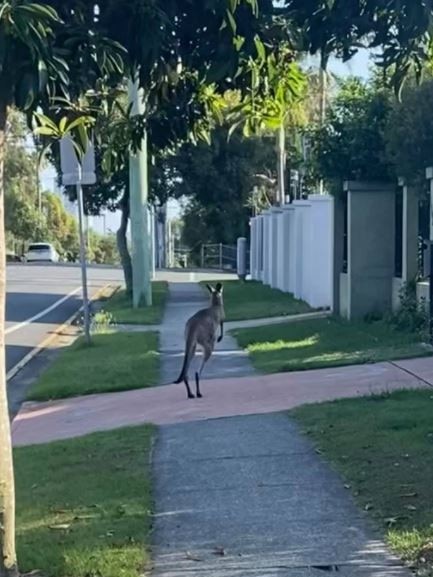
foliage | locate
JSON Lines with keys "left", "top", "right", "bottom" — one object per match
{"left": 292, "top": 389, "right": 433, "bottom": 575}
{"left": 228, "top": 42, "right": 307, "bottom": 137}
{"left": 90, "top": 310, "right": 116, "bottom": 335}
{"left": 388, "top": 281, "right": 428, "bottom": 337}
{"left": 169, "top": 125, "right": 275, "bottom": 251}
{"left": 202, "top": 280, "right": 311, "bottom": 321}
{"left": 310, "top": 77, "right": 394, "bottom": 193}
{"left": 27, "top": 331, "right": 159, "bottom": 401}
{"left": 385, "top": 78, "right": 433, "bottom": 187}
{"left": 103, "top": 282, "right": 168, "bottom": 325}
{"left": 15, "top": 426, "right": 154, "bottom": 577}
{"left": 280, "top": 0, "right": 433, "bottom": 96}
{"left": 233, "top": 316, "right": 429, "bottom": 373}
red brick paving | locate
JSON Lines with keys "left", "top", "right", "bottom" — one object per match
{"left": 12, "top": 358, "right": 432, "bottom": 447}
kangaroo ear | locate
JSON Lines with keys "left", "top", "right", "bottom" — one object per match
{"left": 206, "top": 284, "right": 214, "bottom": 293}
{"left": 215, "top": 282, "right": 223, "bottom": 293}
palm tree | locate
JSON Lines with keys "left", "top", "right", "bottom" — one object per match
{"left": 229, "top": 44, "right": 306, "bottom": 205}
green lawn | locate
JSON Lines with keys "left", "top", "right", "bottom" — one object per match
{"left": 233, "top": 317, "right": 430, "bottom": 373}
{"left": 292, "top": 390, "right": 433, "bottom": 574}
{"left": 103, "top": 281, "right": 168, "bottom": 325}
{"left": 28, "top": 332, "right": 159, "bottom": 401}
{"left": 201, "top": 279, "right": 311, "bottom": 321}
{"left": 15, "top": 425, "right": 154, "bottom": 577}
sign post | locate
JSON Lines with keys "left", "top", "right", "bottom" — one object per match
{"left": 60, "top": 137, "right": 96, "bottom": 344}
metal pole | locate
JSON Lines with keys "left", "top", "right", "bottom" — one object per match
{"left": 201, "top": 245, "right": 205, "bottom": 269}
{"left": 128, "top": 75, "right": 152, "bottom": 307}
{"left": 76, "top": 165, "right": 91, "bottom": 345}
{"left": 219, "top": 243, "right": 223, "bottom": 269}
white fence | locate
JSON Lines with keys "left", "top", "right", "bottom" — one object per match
{"left": 249, "top": 195, "right": 334, "bottom": 309}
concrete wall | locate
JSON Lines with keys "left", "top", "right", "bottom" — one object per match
{"left": 248, "top": 195, "right": 334, "bottom": 310}
{"left": 392, "top": 277, "right": 403, "bottom": 312}
{"left": 339, "top": 273, "right": 349, "bottom": 318}
{"left": 343, "top": 181, "right": 396, "bottom": 320}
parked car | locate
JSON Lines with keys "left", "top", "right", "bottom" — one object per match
{"left": 25, "top": 243, "right": 59, "bottom": 263}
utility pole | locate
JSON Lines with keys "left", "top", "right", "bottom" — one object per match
{"left": 128, "top": 76, "right": 152, "bottom": 307}
{"left": 76, "top": 164, "right": 91, "bottom": 345}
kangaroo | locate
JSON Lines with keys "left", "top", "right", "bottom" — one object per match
{"left": 174, "top": 282, "right": 225, "bottom": 399}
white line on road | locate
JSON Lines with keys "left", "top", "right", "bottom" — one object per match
{"left": 5, "top": 287, "right": 82, "bottom": 336}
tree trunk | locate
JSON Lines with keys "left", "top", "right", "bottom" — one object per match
{"left": 276, "top": 124, "right": 286, "bottom": 205}
{"left": 0, "top": 103, "right": 18, "bottom": 577}
{"left": 116, "top": 190, "right": 133, "bottom": 296}
{"left": 318, "top": 53, "right": 328, "bottom": 195}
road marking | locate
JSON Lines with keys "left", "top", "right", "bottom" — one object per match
{"left": 6, "top": 283, "right": 115, "bottom": 382}
{"left": 5, "top": 287, "right": 82, "bottom": 336}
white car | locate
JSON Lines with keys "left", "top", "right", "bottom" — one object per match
{"left": 25, "top": 243, "right": 59, "bottom": 263}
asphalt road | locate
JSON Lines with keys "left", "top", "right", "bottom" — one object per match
{"left": 5, "top": 263, "right": 123, "bottom": 375}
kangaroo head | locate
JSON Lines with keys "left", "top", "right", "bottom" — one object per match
{"left": 206, "top": 282, "right": 223, "bottom": 307}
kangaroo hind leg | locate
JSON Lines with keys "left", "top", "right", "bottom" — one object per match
{"left": 195, "top": 345, "right": 212, "bottom": 398}
{"left": 184, "top": 342, "right": 197, "bottom": 399}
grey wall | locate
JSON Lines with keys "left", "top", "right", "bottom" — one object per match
{"left": 343, "top": 182, "right": 396, "bottom": 320}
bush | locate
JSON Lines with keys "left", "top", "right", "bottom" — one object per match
{"left": 389, "top": 281, "right": 428, "bottom": 337}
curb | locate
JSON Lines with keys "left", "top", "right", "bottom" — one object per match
{"left": 6, "top": 283, "right": 117, "bottom": 382}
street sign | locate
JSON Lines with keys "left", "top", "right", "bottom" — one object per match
{"left": 60, "top": 136, "right": 96, "bottom": 186}
{"left": 59, "top": 135, "right": 95, "bottom": 344}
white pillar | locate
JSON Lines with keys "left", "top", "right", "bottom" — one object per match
{"left": 308, "top": 194, "right": 334, "bottom": 308}
{"left": 249, "top": 218, "right": 256, "bottom": 279}
{"left": 270, "top": 207, "right": 282, "bottom": 289}
{"left": 276, "top": 209, "right": 285, "bottom": 290}
{"left": 281, "top": 204, "right": 294, "bottom": 293}
{"left": 262, "top": 211, "right": 272, "bottom": 285}
{"left": 292, "top": 200, "right": 312, "bottom": 300}
{"left": 257, "top": 214, "right": 264, "bottom": 281}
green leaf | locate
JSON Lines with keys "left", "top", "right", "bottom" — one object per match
{"left": 226, "top": 9, "right": 237, "bottom": 34}
{"left": 254, "top": 35, "right": 265, "bottom": 61}
{"left": 34, "top": 125, "right": 56, "bottom": 136}
{"left": 38, "top": 59, "right": 48, "bottom": 92}
{"left": 59, "top": 117, "right": 68, "bottom": 133}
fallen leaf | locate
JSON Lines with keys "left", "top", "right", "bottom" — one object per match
{"left": 213, "top": 547, "right": 226, "bottom": 556}
{"left": 185, "top": 552, "right": 202, "bottom": 562}
{"left": 400, "top": 493, "right": 418, "bottom": 498}
{"left": 344, "top": 484, "right": 351, "bottom": 490}
{"left": 49, "top": 524, "right": 70, "bottom": 531}
{"left": 385, "top": 517, "right": 399, "bottom": 527}
{"left": 365, "top": 503, "right": 373, "bottom": 511}
{"left": 311, "top": 565, "right": 339, "bottom": 572}
{"left": 405, "top": 505, "right": 417, "bottom": 511}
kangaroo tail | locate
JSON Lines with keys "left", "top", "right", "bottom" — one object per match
{"left": 174, "top": 333, "right": 195, "bottom": 384}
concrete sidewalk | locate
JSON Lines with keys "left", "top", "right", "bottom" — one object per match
{"left": 159, "top": 282, "right": 255, "bottom": 385}
{"left": 151, "top": 414, "right": 411, "bottom": 576}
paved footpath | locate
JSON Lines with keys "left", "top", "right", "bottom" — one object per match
{"left": 12, "top": 280, "right": 432, "bottom": 576}
{"left": 159, "top": 281, "right": 255, "bottom": 385}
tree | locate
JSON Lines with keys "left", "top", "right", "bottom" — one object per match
{"left": 385, "top": 78, "right": 433, "bottom": 188}
{"left": 309, "top": 77, "right": 394, "bottom": 194}
{"left": 229, "top": 44, "right": 306, "bottom": 204}
{"left": 0, "top": 3, "right": 289, "bottom": 571}
{"left": 169, "top": 125, "right": 275, "bottom": 257}
{"left": 280, "top": 0, "right": 433, "bottom": 96}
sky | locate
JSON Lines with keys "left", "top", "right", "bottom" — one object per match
{"left": 40, "top": 49, "right": 373, "bottom": 235}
